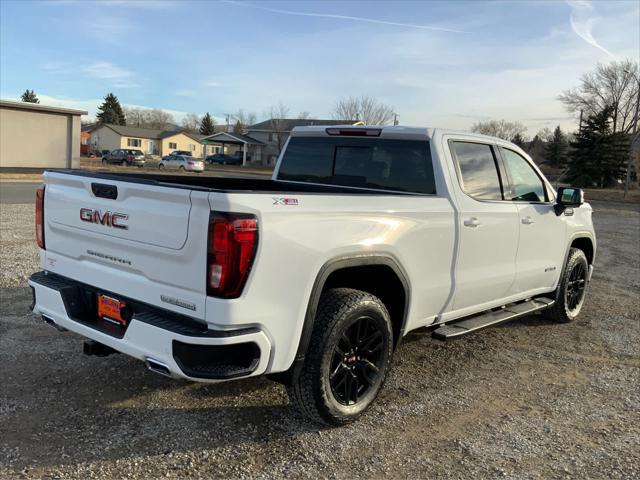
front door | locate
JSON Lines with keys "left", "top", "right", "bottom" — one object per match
{"left": 447, "top": 140, "right": 520, "bottom": 312}
{"left": 499, "top": 147, "right": 567, "bottom": 294}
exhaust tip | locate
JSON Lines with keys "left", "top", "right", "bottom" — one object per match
{"left": 145, "top": 358, "right": 172, "bottom": 377}
{"left": 42, "top": 315, "right": 67, "bottom": 332}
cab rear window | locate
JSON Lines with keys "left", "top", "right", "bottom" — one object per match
{"left": 278, "top": 137, "right": 435, "bottom": 194}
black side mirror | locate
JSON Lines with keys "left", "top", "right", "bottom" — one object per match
{"left": 555, "top": 187, "right": 584, "bottom": 215}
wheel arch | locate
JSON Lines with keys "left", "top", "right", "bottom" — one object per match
{"left": 270, "top": 253, "right": 410, "bottom": 384}
{"left": 570, "top": 236, "right": 595, "bottom": 265}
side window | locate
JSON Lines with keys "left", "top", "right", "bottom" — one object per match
{"left": 500, "top": 148, "right": 547, "bottom": 202}
{"left": 451, "top": 141, "right": 503, "bottom": 200}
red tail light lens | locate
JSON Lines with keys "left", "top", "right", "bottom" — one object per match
{"left": 35, "top": 185, "right": 45, "bottom": 249}
{"left": 207, "top": 213, "right": 258, "bottom": 298}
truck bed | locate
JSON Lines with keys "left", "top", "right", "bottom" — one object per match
{"left": 48, "top": 169, "right": 419, "bottom": 196}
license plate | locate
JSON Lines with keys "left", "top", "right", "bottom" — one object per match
{"left": 98, "top": 294, "right": 127, "bottom": 326}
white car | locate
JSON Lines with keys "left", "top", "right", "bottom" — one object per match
{"left": 29, "top": 125, "right": 595, "bottom": 425}
{"left": 158, "top": 155, "right": 204, "bottom": 172}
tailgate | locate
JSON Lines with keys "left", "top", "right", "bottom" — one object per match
{"left": 41, "top": 171, "right": 211, "bottom": 319}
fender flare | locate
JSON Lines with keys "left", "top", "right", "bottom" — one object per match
{"left": 271, "top": 253, "right": 410, "bottom": 383}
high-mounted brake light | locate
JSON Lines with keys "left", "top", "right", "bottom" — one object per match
{"left": 207, "top": 213, "right": 258, "bottom": 298}
{"left": 35, "top": 185, "right": 45, "bottom": 249}
{"left": 325, "top": 128, "right": 382, "bottom": 137}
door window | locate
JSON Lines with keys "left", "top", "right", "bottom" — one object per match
{"left": 451, "top": 142, "right": 503, "bottom": 200}
{"left": 500, "top": 148, "right": 547, "bottom": 202}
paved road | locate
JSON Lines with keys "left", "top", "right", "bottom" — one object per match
{"left": 0, "top": 182, "right": 40, "bottom": 204}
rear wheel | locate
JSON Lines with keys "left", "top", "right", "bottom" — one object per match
{"left": 101, "top": 158, "right": 106, "bottom": 165}
{"left": 286, "top": 288, "right": 393, "bottom": 425}
{"left": 546, "top": 248, "right": 589, "bottom": 323}
{"left": 179, "top": 165, "right": 185, "bottom": 171}
{"left": 158, "top": 163, "right": 165, "bottom": 170}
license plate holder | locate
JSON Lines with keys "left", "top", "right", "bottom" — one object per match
{"left": 97, "top": 294, "right": 127, "bottom": 326}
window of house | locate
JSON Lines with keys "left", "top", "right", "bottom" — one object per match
{"left": 127, "top": 138, "right": 141, "bottom": 147}
{"left": 268, "top": 133, "right": 275, "bottom": 142}
{"left": 169, "top": 142, "right": 177, "bottom": 149}
{"left": 188, "top": 144, "right": 196, "bottom": 151}
{"left": 500, "top": 147, "right": 547, "bottom": 202}
{"left": 451, "top": 142, "right": 503, "bottom": 201}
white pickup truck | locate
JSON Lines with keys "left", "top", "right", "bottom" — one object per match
{"left": 30, "top": 125, "right": 596, "bottom": 425}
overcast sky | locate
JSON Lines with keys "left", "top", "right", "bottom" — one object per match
{"left": 1, "top": 0, "right": 638, "bottom": 135}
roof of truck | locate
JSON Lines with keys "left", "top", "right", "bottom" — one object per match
{"left": 290, "top": 124, "right": 509, "bottom": 144}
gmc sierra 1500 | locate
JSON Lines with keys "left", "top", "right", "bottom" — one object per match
{"left": 29, "top": 125, "right": 595, "bottom": 424}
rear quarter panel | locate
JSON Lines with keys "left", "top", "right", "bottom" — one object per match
{"left": 206, "top": 191, "right": 456, "bottom": 373}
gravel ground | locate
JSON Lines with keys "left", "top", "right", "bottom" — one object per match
{"left": 0, "top": 202, "right": 638, "bottom": 479}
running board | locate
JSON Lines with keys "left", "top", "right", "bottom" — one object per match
{"left": 432, "top": 297, "right": 555, "bottom": 340}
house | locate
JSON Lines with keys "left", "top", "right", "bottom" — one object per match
{"left": 244, "top": 119, "right": 357, "bottom": 166}
{"left": 89, "top": 124, "right": 208, "bottom": 158}
{"left": 200, "top": 132, "right": 266, "bottom": 165}
{"left": 80, "top": 123, "right": 98, "bottom": 156}
{"left": 0, "top": 99, "right": 87, "bottom": 169}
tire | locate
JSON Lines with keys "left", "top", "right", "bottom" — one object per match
{"left": 286, "top": 288, "right": 393, "bottom": 425}
{"left": 101, "top": 158, "right": 107, "bottom": 165}
{"left": 158, "top": 164, "right": 165, "bottom": 170}
{"left": 545, "top": 248, "right": 589, "bottom": 323}
{"left": 179, "top": 165, "right": 185, "bottom": 171}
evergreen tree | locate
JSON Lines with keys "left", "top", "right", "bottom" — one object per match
{"left": 544, "top": 126, "right": 569, "bottom": 167}
{"left": 20, "top": 89, "right": 39, "bottom": 103}
{"left": 511, "top": 132, "right": 527, "bottom": 149}
{"left": 199, "top": 112, "right": 215, "bottom": 135}
{"left": 96, "top": 93, "right": 126, "bottom": 125}
{"left": 567, "top": 106, "right": 629, "bottom": 188}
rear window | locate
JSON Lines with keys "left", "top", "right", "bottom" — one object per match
{"left": 126, "top": 149, "right": 144, "bottom": 155}
{"left": 277, "top": 137, "right": 435, "bottom": 194}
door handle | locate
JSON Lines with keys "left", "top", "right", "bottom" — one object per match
{"left": 521, "top": 216, "right": 535, "bottom": 225}
{"left": 463, "top": 217, "right": 481, "bottom": 228}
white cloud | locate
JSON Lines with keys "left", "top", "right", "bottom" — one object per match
{"left": 175, "top": 89, "right": 195, "bottom": 97}
{"left": 567, "top": 0, "right": 615, "bottom": 58}
{"left": 83, "top": 61, "right": 134, "bottom": 80}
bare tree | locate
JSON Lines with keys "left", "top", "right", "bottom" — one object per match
{"left": 181, "top": 113, "right": 201, "bottom": 132}
{"left": 266, "top": 102, "right": 291, "bottom": 155}
{"left": 331, "top": 95, "right": 394, "bottom": 125}
{"left": 123, "top": 107, "right": 147, "bottom": 127}
{"left": 470, "top": 119, "right": 527, "bottom": 141}
{"left": 559, "top": 59, "right": 639, "bottom": 133}
{"left": 297, "top": 111, "right": 312, "bottom": 119}
{"left": 123, "top": 107, "right": 175, "bottom": 129}
{"left": 232, "top": 109, "right": 257, "bottom": 130}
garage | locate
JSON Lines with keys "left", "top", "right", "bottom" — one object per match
{"left": 0, "top": 100, "right": 87, "bottom": 169}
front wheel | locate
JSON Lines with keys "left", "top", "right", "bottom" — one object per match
{"left": 545, "top": 248, "right": 589, "bottom": 323}
{"left": 286, "top": 288, "right": 393, "bottom": 425}
{"left": 158, "top": 163, "right": 165, "bottom": 170}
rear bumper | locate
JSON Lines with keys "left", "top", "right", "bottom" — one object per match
{"left": 28, "top": 271, "right": 271, "bottom": 382}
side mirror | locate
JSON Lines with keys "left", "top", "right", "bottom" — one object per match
{"left": 555, "top": 187, "right": 584, "bottom": 215}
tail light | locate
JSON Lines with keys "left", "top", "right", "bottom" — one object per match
{"left": 207, "top": 213, "right": 258, "bottom": 298}
{"left": 127, "top": 154, "right": 134, "bottom": 161}
{"left": 188, "top": 161, "right": 195, "bottom": 165}
{"left": 35, "top": 185, "right": 45, "bottom": 249}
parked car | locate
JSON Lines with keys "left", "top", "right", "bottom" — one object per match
{"left": 168, "top": 150, "right": 193, "bottom": 157}
{"left": 159, "top": 155, "right": 204, "bottom": 172}
{"left": 231, "top": 150, "right": 250, "bottom": 163}
{"left": 102, "top": 149, "right": 145, "bottom": 167}
{"left": 29, "top": 125, "right": 596, "bottom": 425}
{"left": 206, "top": 153, "right": 238, "bottom": 165}
{"left": 101, "top": 150, "right": 111, "bottom": 157}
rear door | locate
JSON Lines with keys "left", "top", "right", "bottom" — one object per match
{"left": 498, "top": 147, "right": 566, "bottom": 294}
{"left": 42, "top": 171, "right": 211, "bottom": 318}
{"left": 446, "top": 139, "right": 519, "bottom": 312}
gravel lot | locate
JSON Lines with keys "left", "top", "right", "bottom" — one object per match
{"left": 1, "top": 201, "right": 638, "bottom": 479}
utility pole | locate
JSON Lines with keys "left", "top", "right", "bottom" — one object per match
{"left": 393, "top": 113, "right": 399, "bottom": 126}
{"left": 624, "top": 70, "right": 639, "bottom": 199}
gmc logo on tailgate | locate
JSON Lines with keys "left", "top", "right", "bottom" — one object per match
{"left": 80, "top": 208, "right": 129, "bottom": 230}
